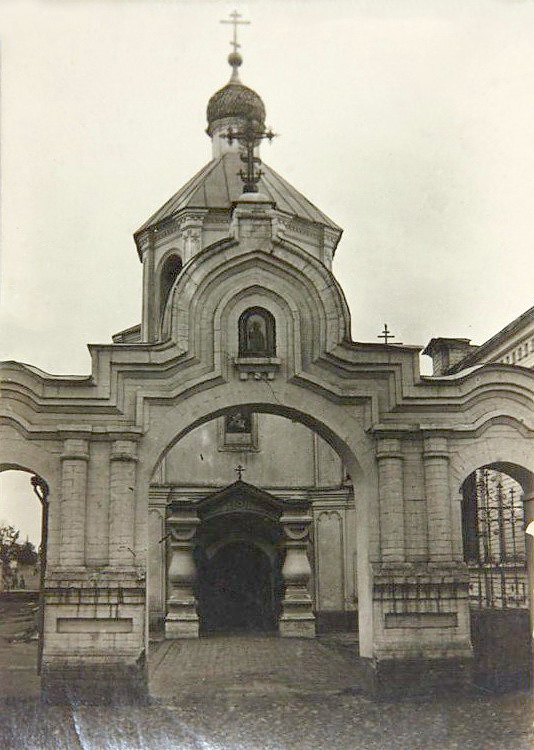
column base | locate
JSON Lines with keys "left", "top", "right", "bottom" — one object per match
{"left": 164, "top": 613, "right": 199, "bottom": 639}
{"left": 360, "top": 655, "right": 473, "bottom": 699}
{"left": 315, "top": 610, "right": 358, "bottom": 634}
{"left": 279, "top": 614, "right": 316, "bottom": 638}
{"left": 41, "top": 659, "right": 148, "bottom": 705}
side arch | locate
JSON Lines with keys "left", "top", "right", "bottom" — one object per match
{"left": 449, "top": 420, "right": 534, "bottom": 496}
{"left": 0, "top": 424, "right": 61, "bottom": 568}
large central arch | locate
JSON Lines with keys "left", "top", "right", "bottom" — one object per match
{"left": 138, "top": 381, "right": 377, "bottom": 657}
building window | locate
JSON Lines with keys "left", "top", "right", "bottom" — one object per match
{"left": 160, "top": 254, "right": 182, "bottom": 319}
{"left": 238, "top": 307, "right": 276, "bottom": 357}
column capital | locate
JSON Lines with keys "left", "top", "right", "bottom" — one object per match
{"left": 110, "top": 440, "right": 138, "bottom": 462}
{"left": 61, "top": 438, "right": 89, "bottom": 461}
{"left": 167, "top": 512, "right": 200, "bottom": 543}
{"left": 423, "top": 434, "right": 449, "bottom": 459}
{"left": 177, "top": 209, "right": 208, "bottom": 230}
{"left": 281, "top": 513, "right": 312, "bottom": 542}
{"left": 376, "top": 437, "right": 403, "bottom": 460}
{"left": 136, "top": 227, "right": 155, "bottom": 258}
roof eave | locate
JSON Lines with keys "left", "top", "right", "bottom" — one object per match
{"left": 448, "top": 304, "right": 534, "bottom": 373}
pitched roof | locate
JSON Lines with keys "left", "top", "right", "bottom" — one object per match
{"left": 448, "top": 303, "right": 534, "bottom": 373}
{"left": 135, "top": 152, "right": 341, "bottom": 236}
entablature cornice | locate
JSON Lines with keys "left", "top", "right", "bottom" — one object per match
{"left": 380, "top": 379, "right": 534, "bottom": 418}
{"left": 2, "top": 298, "right": 533, "bottom": 450}
{"left": 369, "top": 412, "right": 534, "bottom": 441}
{"left": 0, "top": 413, "right": 143, "bottom": 442}
{"left": 289, "top": 371, "right": 374, "bottom": 405}
{"left": 149, "top": 483, "right": 335, "bottom": 504}
{"left": 5, "top": 355, "right": 532, "bottom": 444}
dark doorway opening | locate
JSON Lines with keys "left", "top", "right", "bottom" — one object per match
{"left": 198, "top": 542, "right": 278, "bottom": 634}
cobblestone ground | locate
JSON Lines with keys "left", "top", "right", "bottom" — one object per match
{"left": 0, "top": 601, "right": 533, "bottom": 750}
{"left": 150, "top": 634, "right": 366, "bottom": 698}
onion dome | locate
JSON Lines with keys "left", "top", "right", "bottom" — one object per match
{"left": 206, "top": 52, "right": 266, "bottom": 136}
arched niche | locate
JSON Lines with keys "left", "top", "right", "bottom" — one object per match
{"left": 238, "top": 306, "right": 276, "bottom": 357}
{"left": 159, "top": 253, "right": 182, "bottom": 322}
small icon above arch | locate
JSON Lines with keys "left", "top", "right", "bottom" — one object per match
{"left": 238, "top": 307, "right": 276, "bottom": 358}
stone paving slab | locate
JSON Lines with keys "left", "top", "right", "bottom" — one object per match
{"left": 149, "top": 634, "right": 364, "bottom": 699}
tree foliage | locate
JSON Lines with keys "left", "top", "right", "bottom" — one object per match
{"left": 0, "top": 522, "right": 38, "bottom": 578}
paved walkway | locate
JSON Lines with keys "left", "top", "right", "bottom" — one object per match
{"left": 0, "top": 625, "right": 532, "bottom": 749}
{"left": 0, "top": 601, "right": 532, "bottom": 750}
{"left": 150, "top": 634, "right": 363, "bottom": 699}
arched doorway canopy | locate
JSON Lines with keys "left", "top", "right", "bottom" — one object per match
{"left": 181, "top": 481, "right": 292, "bottom": 636}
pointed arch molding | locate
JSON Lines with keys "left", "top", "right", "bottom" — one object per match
{"left": 164, "top": 239, "right": 351, "bottom": 361}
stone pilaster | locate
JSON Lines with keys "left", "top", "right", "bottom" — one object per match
{"left": 377, "top": 438, "right": 405, "bottom": 563}
{"left": 165, "top": 511, "right": 200, "bottom": 638}
{"left": 178, "top": 210, "right": 206, "bottom": 263}
{"left": 109, "top": 441, "right": 137, "bottom": 568}
{"left": 279, "top": 512, "right": 315, "bottom": 637}
{"left": 59, "top": 439, "right": 89, "bottom": 568}
{"left": 140, "top": 229, "right": 156, "bottom": 342}
{"left": 423, "top": 435, "right": 453, "bottom": 562}
{"left": 85, "top": 441, "right": 110, "bottom": 567}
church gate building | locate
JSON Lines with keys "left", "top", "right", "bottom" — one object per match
{"left": 1, "top": 44, "right": 533, "bottom": 702}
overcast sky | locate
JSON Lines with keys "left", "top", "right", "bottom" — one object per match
{"left": 1, "top": 0, "right": 533, "bottom": 544}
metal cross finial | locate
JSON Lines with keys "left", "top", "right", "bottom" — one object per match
{"left": 220, "top": 10, "right": 250, "bottom": 54}
{"left": 378, "top": 323, "right": 395, "bottom": 345}
{"left": 235, "top": 464, "right": 245, "bottom": 481}
{"left": 221, "top": 121, "right": 277, "bottom": 193}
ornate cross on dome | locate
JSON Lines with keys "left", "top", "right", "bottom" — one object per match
{"left": 221, "top": 121, "right": 277, "bottom": 193}
{"left": 220, "top": 10, "right": 250, "bottom": 54}
{"left": 235, "top": 464, "right": 245, "bottom": 481}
